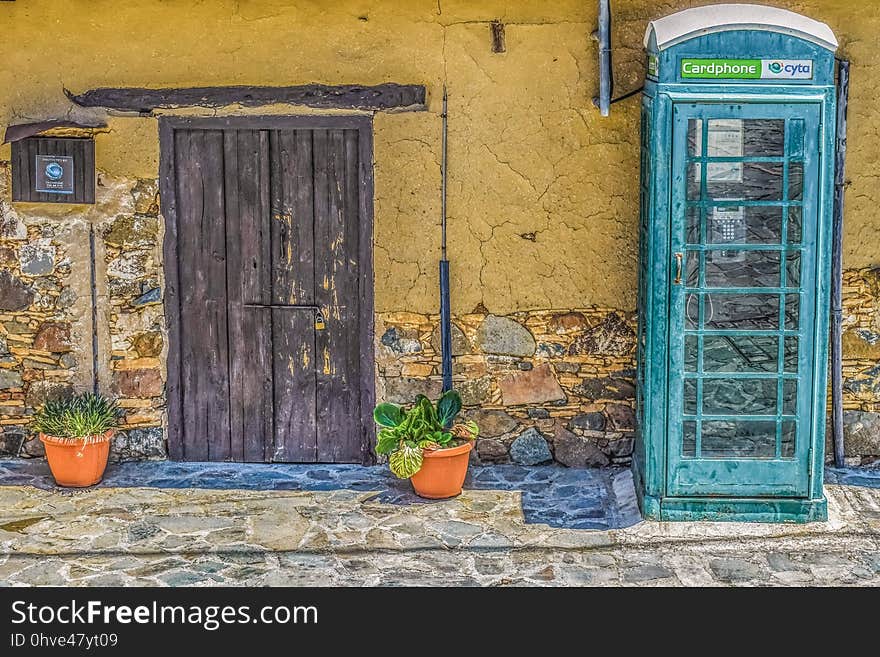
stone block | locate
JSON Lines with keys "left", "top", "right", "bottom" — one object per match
{"left": 842, "top": 411, "right": 880, "bottom": 456}
{"left": 131, "top": 179, "right": 160, "bottom": 215}
{"left": 382, "top": 376, "right": 442, "bottom": 404}
{"left": 0, "top": 369, "right": 23, "bottom": 389}
{"left": 25, "top": 381, "right": 73, "bottom": 407}
{"left": 568, "top": 312, "right": 635, "bottom": 356}
{"left": 547, "top": 311, "right": 590, "bottom": 334}
{"left": 0, "top": 207, "right": 26, "bottom": 240}
{"left": 509, "top": 428, "right": 552, "bottom": 465}
{"left": 476, "top": 437, "right": 508, "bottom": 462}
{"left": 458, "top": 375, "right": 492, "bottom": 406}
{"left": 103, "top": 214, "right": 158, "bottom": 248}
{"left": 572, "top": 375, "right": 635, "bottom": 401}
{"left": 605, "top": 403, "right": 636, "bottom": 431}
{"left": 131, "top": 331, "right": 164, "bottom": 358}
{"left": 0, "top": 270, "right": 34, "bottom": 310}
{"left": 107, "top": 250, "right": 153, "bottom": 280}
{"left": 33, "top": 322, "right": 72, "bottom": 353}
{"left": 18, "top": 240, "right": 56, "bottom": 276}
{"left": 464, "top": 409, "right": 517, "bottom": 437}
{"left": 379, "top": 326, "right": 422, "bottom": 354}
{"left": 608, "top": 436, "right": 634, "bottom": 457}
{"left": 111, "top": 427, "right": 166, "bottom": 461}
{"left": 476, "top": 315, "right": 536, "bottom": 356}
{"left": 499, "top": 363, "right": 565, "bottom": 406}
{"left": 430, "top": 323, "right": 470, "bottom": 356}
{"left": 114, "top": 368, "right": 164, "bottom": 398}
{"left": 553, "top": 427, "right": 610, "bottom": 467}
{"left": 0, "top": 245, "right": 17, "bottom": 266}
{"left": 400, "top": 362, "right": 433, "bottom": 377}
{"left": 569, "top": 412, "right": 606, "bottom": 431}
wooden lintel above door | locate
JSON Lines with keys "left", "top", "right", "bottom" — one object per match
{"left": 65, "top": 83, "right": 427, "bottom": 114}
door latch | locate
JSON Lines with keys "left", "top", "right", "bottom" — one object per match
{"left": 673, "top": 252, "right": 684, "bottom": 285}
{"left": 314, "top": 310, "right": 326, "bottom": 331}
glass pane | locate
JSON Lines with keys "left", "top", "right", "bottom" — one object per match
{"left": 683, "top": 421, "right": 697, "bottom": 457}
{"left": 787, "top": 206, "right": 802, "bottom": 243}
{"left": 706, "top": 163, "right": 783, "bottom": 201}
{"left": 703, "top": 378, "right": 777, "bottom": 415}
{"left": 686, "top": 206, "right": 701, "bottom": 243}
{"left": 707, "top": 119, "right": 743, "bottom": 157}
{"left": 785, "top": 295, "right": 800, "bottom": 330}
{"left": 784, "top": 337, "right": 799, "bottom": 372}
{"left": 702, "top": 335, "right": 778, "bottom": 372}
{"left": 781, "top": 421, "right": 796, "bottom": 457}
{"left": 688, "top": 163, "right": 702, "bottom": 200}
{"left": 704, "top": 293, "right": 779, "bottom": 330}
{"left": 688, "top": 119, "right": 703, "bottom": 156}
{"left": 786, "top": 252, "right": 801, "bottom": 287}
{"left": 701, "top": 420, "right": 776, "bottom": 458}
{"left": 788, "top": 161, "right": 804, "bottom": 200}
{"left": 783, "top": 379, "right": 797, "bottom": 415}
{"left": 684, "top": 378, "right": 697, "bottom": 415}
{"left": 705, "top": 250, "right": 781, "bottom": 287}
{"left": 743, "top": 206, "right": 783, "bottom": 244}
{"left": 743, "top": 119, "right": 785, "bottom": 157}
{"left": 685, "top": 335, "right": 698, "bottom": 371}
{"left": 686, "top": 250, "right": 700, "bottom": 286}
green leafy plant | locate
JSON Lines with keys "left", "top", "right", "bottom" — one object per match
{"left": 31, "top": 393, "right": 121, "bottom": 443}
{"left": 374, "top": 390, "right": 479, "bottom": 479}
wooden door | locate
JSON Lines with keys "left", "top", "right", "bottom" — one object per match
{"left": 665, "top": 102, "right": 821, "bottom": 497}
{"left": 160, "top": 117, "right": 374, "bottom": 463}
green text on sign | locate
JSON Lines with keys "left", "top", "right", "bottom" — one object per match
{"left": 680, "top": 58, "right": 814, "bottom": 80}
{"left": 681, "top": 59, "right": 761, "bottom": 79}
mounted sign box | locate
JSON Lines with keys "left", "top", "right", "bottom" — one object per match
{"left": 11, "top": 137, "right": 95, "bottom": 203}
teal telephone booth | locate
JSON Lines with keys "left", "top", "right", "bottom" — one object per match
{"left": 634, "top": 5, "right": 838, "bottom": 522}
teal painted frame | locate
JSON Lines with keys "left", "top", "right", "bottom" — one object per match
{"left": 634, "top": 25, "right": 836, "bottom": 522}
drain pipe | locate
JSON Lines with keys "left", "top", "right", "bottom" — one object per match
{"left": 593, "top": 0, "right": 612, "bottom": 116}
{"left": 439, "top": 87, "right": 453, "bottom": 393}
{"left": 831, "top": 59, "right": 850, "bottom": 468}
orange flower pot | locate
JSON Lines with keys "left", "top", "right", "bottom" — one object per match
{"left": 410, "top": 441, "right": 473, "bottom": 499}
{"left": 40, "top": 430, "right": 114, "bottom": 488}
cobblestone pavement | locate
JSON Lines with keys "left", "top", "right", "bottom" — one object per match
{"left": 0, "top": 460, "right": 878, "bottom": 586}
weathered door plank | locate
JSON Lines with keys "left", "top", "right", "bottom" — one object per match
{"left": 175, "top": 129, "right": 231, "bottom": 461}
{"left": 315, "top": 129, "right": 363, "bottom": 462}
{"left": 270, "top": 129, "right": 318, "bottom": 462}
{"left": 225, "top": 130, "right": 275, "bottom": 462}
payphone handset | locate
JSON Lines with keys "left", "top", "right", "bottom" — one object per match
{"left": 708, "top": 203, "right": 746, "bottom": 263}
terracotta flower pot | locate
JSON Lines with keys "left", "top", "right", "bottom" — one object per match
{"left": 40, "top": 430, "right": 114, "bottom": 488}
{"left": 409, "top": 441, "right": 473, "bottom": 499}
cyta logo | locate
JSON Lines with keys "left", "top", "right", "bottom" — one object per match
{"left": 768, "top": 61, "right": 783, "bottom": 74}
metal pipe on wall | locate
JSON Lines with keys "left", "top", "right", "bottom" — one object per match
{"left": 439, "top": 87, "right": 453, "bottom": 392}
{"left": 594, "top": 0, "right": 612, "bottom": 116}
{"left": 831, "top": 59, "right": 850, "bottom": 468}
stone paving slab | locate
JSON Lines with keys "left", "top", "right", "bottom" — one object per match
{"left": 1, "top": 459, "right": 879, "bottom": 586}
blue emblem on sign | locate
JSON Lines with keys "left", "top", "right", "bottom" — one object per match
{"left": 44, "top": 162, "right": 64, "bottom": 181}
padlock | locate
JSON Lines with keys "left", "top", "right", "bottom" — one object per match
{"left": 314, "top": 310, "right": 326, "bottom": 331}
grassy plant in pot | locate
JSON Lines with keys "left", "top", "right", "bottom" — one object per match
{"left": 374, "top": 390, "right": 479, "bottom": 499}
{"left": 32, "top": 393, "right": 121, "bottom": 488}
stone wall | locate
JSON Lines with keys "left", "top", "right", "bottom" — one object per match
{"left": 377, "top": 309, "right": 637, "bottom": 467}
{"left": 0, "top": 1, "right": 878, "bottom": 466}
{"left": 837, "top": 268, "right": 880, "bottom": 463}
{"left": 0, "top": 163, "right": 167, "bottom": 460}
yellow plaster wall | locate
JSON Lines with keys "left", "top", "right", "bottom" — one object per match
{"left": 0, "top": 0, "right": 878, "bottom": 316}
